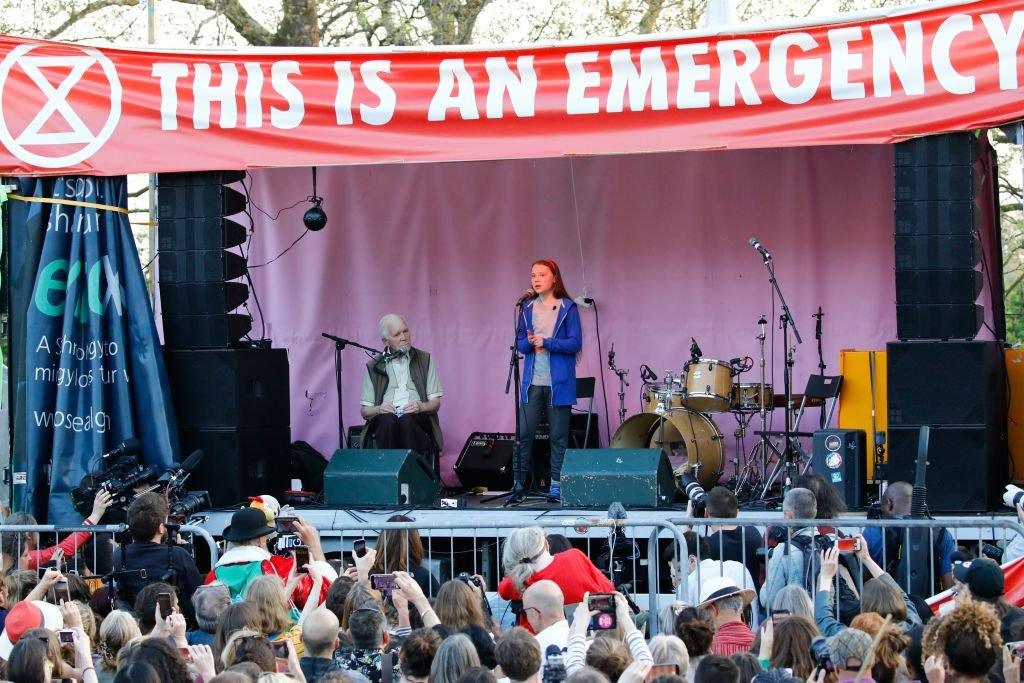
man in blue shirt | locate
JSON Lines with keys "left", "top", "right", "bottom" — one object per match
{"left": 863, "top": 481, "right": 955, "bottom": 590}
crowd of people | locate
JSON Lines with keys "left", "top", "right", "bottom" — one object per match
{"left": 0, "top": 476, "right": 1020, "bottom": 683}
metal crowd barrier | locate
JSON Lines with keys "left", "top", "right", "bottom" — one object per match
{"left": 315, "top": 517, "right": 688, "bottom": 634}
{"left": 0, "top": 522, "right": 219, "bottom": 575}
{"left": 296, "top": 514, "right": 1024, "bottom": 634}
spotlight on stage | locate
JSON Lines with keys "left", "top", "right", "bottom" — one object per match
{"left": 303, "top": 166, "right": 327, "bottom": 231}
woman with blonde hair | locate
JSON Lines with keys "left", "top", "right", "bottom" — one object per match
{"left": 245, "top": 572, "right": 320, "bottom": 657}
{"left": 497, "top": 526, "right": 613, "bottom": 629}
{"left": 97, "top": 610, "right": 142, "bottom": 681}
{"left": 431, "top": 633, "right": 481, "bottom": 683}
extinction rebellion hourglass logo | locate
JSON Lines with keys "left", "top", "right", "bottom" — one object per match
{"left": 0, "top": 44, "right": 121, "bottom": 169}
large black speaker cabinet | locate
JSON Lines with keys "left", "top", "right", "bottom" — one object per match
{"left": 561, "top": 449, "right": 676, "bottom": 508}
{"left": 164, "top": 348, "right": 289, "bottom": 429}
{"left": 324, "top": 450, "right": 440, "bottom": 506}
{"left": 886, "top": 340, "right": 1007, "bottom": 512}
{"left": 812, "top": 429, "right": 866, "bottom": 509}
{"left": 887, "top": 426, "right": 1004, "bottom": 512}
{"left": 895, "top": 304, "right": 984, "bottom": 341}
{"left": 182, "top": 427, "right": 290, "bottom": 507}
{"left": 887, "top": 341, "right": 1003, "bottom": 427}
{"left": 893, "top": 132, "right": 988, "bottom": 341}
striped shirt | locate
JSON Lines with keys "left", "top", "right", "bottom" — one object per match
{"left": 711, "top": 620, "right": 755, "bottom": 656}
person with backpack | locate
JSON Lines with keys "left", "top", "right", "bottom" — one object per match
{"left": 759, "top": 488, "right": 865, "bottom": 624}
{"left": 759, "top": 488, "right": 818, "bottom": 612}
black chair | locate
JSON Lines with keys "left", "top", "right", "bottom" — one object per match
{"left": 572, "top": 376, "right": 599, "bottom": 448}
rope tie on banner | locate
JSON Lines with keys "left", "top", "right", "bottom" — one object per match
{"left": 6, "top": 194, "right": 129, "bottom": 215}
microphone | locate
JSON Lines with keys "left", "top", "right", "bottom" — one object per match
{"left": 607, "top": 343, "right": 615, "bottom": 369}
{"left": 160, "top": 449, "right": 205, "bottom": 489}
{"left": 101, "top": 438, "right": 141, "bottom": 463}
{"left": 749, "top": 236, "right": 771, "bottom": 260}
{"left": 516, "top": 289, "right": 537, "bottom": 306}
{"left": 690, "top": 337, "right": 702, "bottom": 362}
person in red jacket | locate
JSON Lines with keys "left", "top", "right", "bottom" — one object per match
{"left": 205, "top": 507, "right": 336, "bottom": 608}
{"left": 498, "top": 526, "right": 614, "bottom": 631}
{"left": 5, "top": 488, "right": 113, "bottom": 571}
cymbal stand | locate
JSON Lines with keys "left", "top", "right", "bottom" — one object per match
{"left": 608, "top": 343, "right": 629, "bottom": 426}
{"left": 736, "top": 316, "right": 769, "bottom": 498}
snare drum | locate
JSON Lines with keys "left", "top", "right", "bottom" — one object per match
{"left": 730, "top": 383, "right": 773, "bottom": 413}
{"left": 682, "top": 358, "right": 734, "bottom": 413}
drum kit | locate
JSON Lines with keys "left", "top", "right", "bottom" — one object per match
{"left": 608, "top": 319, "right": 794, "bottom": 501}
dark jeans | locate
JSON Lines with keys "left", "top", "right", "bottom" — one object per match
{"left": 515, "top": 384, "right": 570, "bottom": 486}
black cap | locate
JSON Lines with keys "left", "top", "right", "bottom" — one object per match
{"left": 953, "top": 557, "right": 1004, "bottom": 599}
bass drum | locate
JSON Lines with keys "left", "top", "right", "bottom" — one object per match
{"left": 610, "top": 409, "right": 724, "bottom": 490}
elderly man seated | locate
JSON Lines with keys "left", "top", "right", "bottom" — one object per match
{"left": 360, "top": 314, "right": 443, "bottom": 468}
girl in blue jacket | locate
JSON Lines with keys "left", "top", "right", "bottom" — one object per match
{"left": 513, "top": 259, "right": 583, "bottom": 501}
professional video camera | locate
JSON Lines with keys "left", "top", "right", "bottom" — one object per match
{"left": 70, "top": 438, "right": 157, "bottom": 516}
{"left": 71, "top": 441, "right": 211, "bottom": 521}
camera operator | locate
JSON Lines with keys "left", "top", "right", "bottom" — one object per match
{"left": 111, "top": 491, "right": 204, "bottom": 615}
{"left": 702, "top": 487, "right": 763, "bottom": 590}
{"left": 5, "top": 488, "right": 113, "bottom": 571}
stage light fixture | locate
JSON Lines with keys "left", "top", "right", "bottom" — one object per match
{"left": 303, "top": 166, "right": 327, "bottom": 231}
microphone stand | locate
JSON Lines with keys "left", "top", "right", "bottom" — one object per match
{"left": 814, "top": 307, "right": 826, "bottom": 428}
{"left": 755, "top": 249, "right": 804, "bottom": 498}
{"left": 321, "top": 333, "right": 379, "bottom": 450}
{"left": 608, "top": 343, "right": 629, "bottom": 426}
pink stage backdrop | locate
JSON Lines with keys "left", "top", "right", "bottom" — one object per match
{"left": 241, "top": 146, "right": 900, "bottom": 485}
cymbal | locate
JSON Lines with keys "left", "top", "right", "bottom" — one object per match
{"left": 772, "top": 393, "right": 825, "bottom": 409}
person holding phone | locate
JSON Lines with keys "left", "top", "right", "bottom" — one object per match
{"left": 564, "top": 593, "right": 652, "bottom": 676}
{"left": 205, "top": 507, "right": 337, "bottom": 607}
{"left": 512, "top": 259, "right": 582, "bottom": 502}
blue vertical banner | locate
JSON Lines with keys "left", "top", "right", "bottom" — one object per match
{"left": 6, "top": 176, "right": 177, "bottom": 523}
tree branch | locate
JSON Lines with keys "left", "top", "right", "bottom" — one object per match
{"left": 45, "top": 0, "right": 140, "bottom": 40}
{"left": 171, "top": 0, "right": 274, "bottom": 45}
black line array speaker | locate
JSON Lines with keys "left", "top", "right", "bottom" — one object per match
{"left": 164, "top": 347, "right": 290, "bottom": 506}
{"left": 324, "top": 450, "right": 440, "bottom": 506}
{"left": 561, "top": 449, "right": 676, "bottom": 508}
{"left": 157, "top": 170, "right": 251, "bottom": 348}
{"left": 893, "top": 133, "right": 985, "bottom": 340}
{"left": 812, "top": 429, "right": 866, "bottom": 508}
{"left": 886, "top": 340, "right": 1006, "bottom": 511}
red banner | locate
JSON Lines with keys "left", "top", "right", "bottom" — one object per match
{"left": 0, "top": 0, "right": 1022, "bottom": 176}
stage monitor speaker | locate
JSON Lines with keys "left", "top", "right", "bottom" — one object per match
{"left": 160, "top": 282, "right": 249, "bottom": 316}
{"left": 895, "top": 303, "right": 983, "bottom": 340}
{"left": 561, "top": 449, "right": 676, "bottom": 508}
{"left": 812, "top": 429, "right": 867, "bottom": 508}
{"left": 324, "top": 449, "right": 440, "bottom": 506}
{"left": 162, "top": 314, "right": 252, "bottom": 349}
{"left": 894, "top": 200, "right": 980, "bottom": 236}
{"left": 894, "top": 235, "right": 980, "bottom": 270}
{"left": 887, "top": 426, "right": 1005, "bottom": 512}
{"left": 894, "top": 133, "right": 977, "bottom": 167}
{"left": 894, "top": 269, "right": 982, "bottom": 305}
{"left": 182, "top": 426, "right": 289, "bottom": 507}
{"left": 887, "top": 341, "right": 1003, "bottom": 426}
{"left": 453, "top": 432, "right": 550, "bottom": 491}
{"left": 164, "top": 348, "right": 289, "bottom": 429}
{"left": 158, "top": 217, "right": 246, "bottom": 251}
{"left": 158, "top": 250, "right": 246, "bottom": 283}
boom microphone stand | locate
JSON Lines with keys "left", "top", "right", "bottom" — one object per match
{"left": 814, "top": 307, "right": 826, "bottom": 429}
{"left": 322, "top": 332, "right": 380, "bottom": 449}
{"left": 608, "top": 343, "right": 629, "bottom": 426}
{"left": 749, "top": 238, "right": 804, "bottom": 498}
